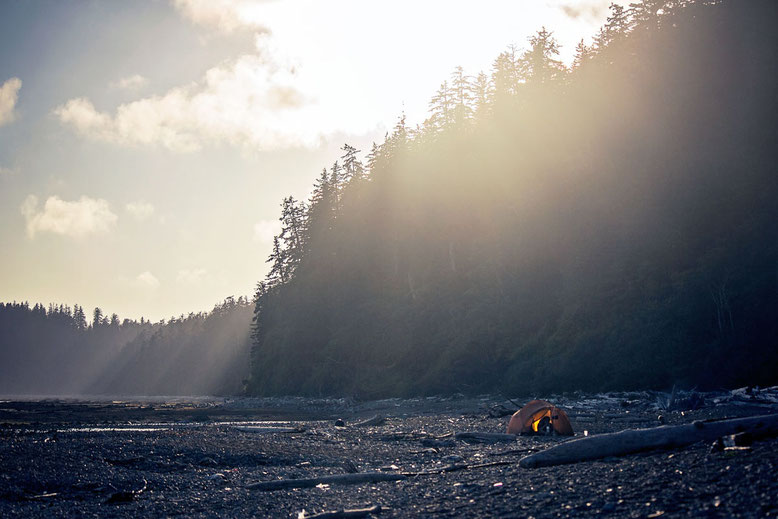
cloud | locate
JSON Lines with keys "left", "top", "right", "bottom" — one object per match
{"left": 125, "top": 201, "right": 155, "bottom": 220}
{"left": 111, "top": 74, "right": 149, "bottom": 90}
{"left": 172, "top": 0, "right": 272, "bottom": 33}
{"left": 136, "top": 271, "right": 160, "bottom": 289}
{"left": 21, "top": 195, "right": 118, "bottom": 238}
{"left": 253, "top": 219, "right": 280, "bottom": 243}
{"left": 0, "top": 77, "right": 22, "bottom": 127}
{"left": 177, "top": 268, "right": 208, "bottom": 285}
{"left": 55, "top": 43, "right": 316, "bottom": 152}
{"left": 555, "top": 1, "right": 610, "bottom": 21}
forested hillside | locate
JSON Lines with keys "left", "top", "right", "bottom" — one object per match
{"left": 0, "top": 298, "right": 251, "bottom": 396}
{"left": 249, "top": 0, "right": 778, "bottom": 397}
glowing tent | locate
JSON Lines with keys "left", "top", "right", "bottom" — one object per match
{"left": 506, "top": 399, "right": 574, "bottom": 436}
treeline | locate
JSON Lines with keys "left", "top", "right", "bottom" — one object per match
{"left": 249, "top": 0, "right": 778, "bottom": 397}
{"left": 0, "top": 298, "right": 251, "bottom": 395}
{"left": 89, "top": 297, "right": 252, "bottom": 396}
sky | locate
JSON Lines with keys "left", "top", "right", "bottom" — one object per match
{"left": 0, "top": 0, "right": 612, "bottom": 322}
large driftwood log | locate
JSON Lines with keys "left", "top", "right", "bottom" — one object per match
{"left": 301, "top": 505, "right": 385, "bottom": 519}
{"left": 520, "top": 413, "right": 778, "bottom": 468}
{"left": 247, "top": 472, "right": 405, "bottom": 491}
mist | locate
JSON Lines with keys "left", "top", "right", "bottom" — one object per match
{"left": 248, "top": 0, "right": 778, "bottom": 397}
{"left": 0, "top": 298, "right": 251, "bottom": 397}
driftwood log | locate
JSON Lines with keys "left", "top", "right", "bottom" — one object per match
{"left": 520, "top": 413, "right": 778, "bottom": 468}
{"left": 249, "top": 460, "right": 517, "bottom": 492}
{"left": 247, "top": 472, "right": 405, "bottom": 491}
{"left": 354, "top": 415, "right": 386, "bottom": 427}
{"left": 301, "top": 505, "right": 385, "bottom": 519}
{"left": 232, "top": 426, "right": 303, "bottom": 434}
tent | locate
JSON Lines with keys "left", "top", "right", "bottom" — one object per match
{"left": 507, "top": 399, "right": 574, "bottom": 436}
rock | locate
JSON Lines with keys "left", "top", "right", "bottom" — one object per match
{"left": 105, "top": 491, "right": 135, "bottom": 504}
{"left": 488, "top": 404, "right": 514, "bottom": 417}
{"left": 334, "top": 419, "right": 346, "bottom": 427}
{"left": 730, "top": 432, "right": 753, "bottom": 447}
{"left": 198, "top": 457, "right": 218, "bottom": 467}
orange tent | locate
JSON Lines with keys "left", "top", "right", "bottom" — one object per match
{"left": 506, "top": 399, "right": 574, "bottom": 436}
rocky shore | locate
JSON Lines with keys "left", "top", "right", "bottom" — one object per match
{"left": 1, "top": 389, "right": 776, "bottom": 518}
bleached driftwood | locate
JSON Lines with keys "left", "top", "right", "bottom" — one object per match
{"left": 300, "top": 505, "right": 385, "bottom": 519}
{"left": 454, "top": 432, "right": 518, "bottom": 443}
{"left": 354, "top": 415, "right": 386, "bottom": 427}
{"left": 232, "top": 426, "right": 303, "bottom": 434}
{"left": 520, "top": 413, "right": 778, "bottom": 468}
{"left": 249, "top": 460, "right": 516, "bottom": 492}
{"left": 247, "top": 472, "right": 405, "bottom": 491}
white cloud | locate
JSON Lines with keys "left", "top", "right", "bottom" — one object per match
{"left": 555, "top": 1, "right": 610, "bottom": 22}
{"left": 172, "top": 0, "right": 271, "bottom": 33}
{"left": 253, "top": 219, "right": 280, "bottom": 243}
{"left": 177, "top": 268, "right": 208, "bottom": 285}
{"left": 21, "top": 195, "right": 118, "bottom": 238}
{"left": 125, "top": 201, "right": 155, "bottom": 220}
{"left": 136, "top": 271, "right": 160, "bottom": 289}
{"left": 54, "top": 41, "right": 317, "bottom": 153}
{"left": 0, "top": 77, "right": 22, "bottom": 127}
{"left": 57, "top": 2, "right": 611, "bottom": 153}
{"left": 111, "top": 74, "right": 149, "bottom": 90}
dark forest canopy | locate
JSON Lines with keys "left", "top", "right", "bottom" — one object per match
{"left": 0, "top": 299, "right": 251, "bottom": 396}
{"left": 248, "top": 0, "right": 778, "bottom": 397}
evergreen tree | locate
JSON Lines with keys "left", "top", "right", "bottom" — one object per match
{"left": 340, "top": 144, "right": 364, "bottom": 184}
{"left": 366, "top": 142, "right": 381, "bottom": 175}
{"left": 572, "top": 39, "right": 593, "bottom": 70}
{"left": 73, "top": 305, "right": 87, "bottom": 330}
{"left": 427, "top": 81, "right": 455, "bottom": 131}
{"left": 450, "top": 66, "right": 474, "bottom": 127}
{"left": 266, "top": 236, "right": 289, "bottom": 286}
{"left": 329, "top": 161, "right": 343, "bottom": 213}
{"left": 279, "top": 195, "right": 307, "bottom": 268}
{"left": 92, "top": 307, "right": 104, "bottom": 329}
{"left": 628, "top": 0, "right": 665, "bottom": 33}
{"left": 490, "top": 45, "right": 520, "bottom": 104}
{"left": 521, "top": 27, "right": 564, "bottom": 84}
{"left": 595, "top": 3, "right": 630, "bottom": 51}
{"left": 471, "top": 71, "right": 492, "bottom": 119}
